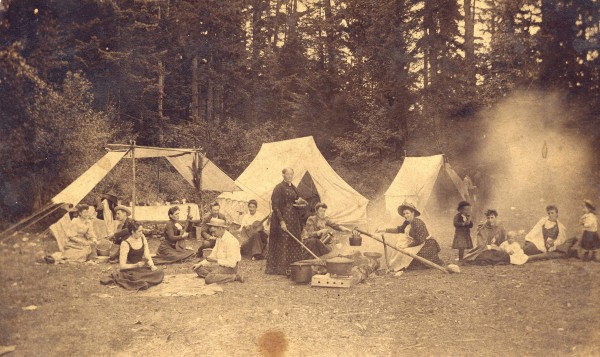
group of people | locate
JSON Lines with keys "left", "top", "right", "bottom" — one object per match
{"left": 451, "top": 199, "right": 599, "bottom": 266}
{"left": 64, "top": 168, "right": 600, "bottom": 290}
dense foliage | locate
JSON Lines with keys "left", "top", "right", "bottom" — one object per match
{"left": 0, "top": 0, "right": 599, "bottom": 223}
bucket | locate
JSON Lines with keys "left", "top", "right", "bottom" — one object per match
{"left": 349, "top": 233, "right": 362, "bottom": 246}
{"left": 289, "top": 260, "right": 321, "bottom": 284}
{"left": 202, "top": 248, "right": 213, "bottom": 258}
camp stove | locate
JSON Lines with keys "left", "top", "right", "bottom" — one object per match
{"left": 310, "top": 273, "right": 354, "bottom": 288}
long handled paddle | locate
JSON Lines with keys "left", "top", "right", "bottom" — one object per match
{"left": 284, "top": 229, "right": 321, "bottom": 260}
{"left": 354, "top": 228, "right": 449, "bottom": 274}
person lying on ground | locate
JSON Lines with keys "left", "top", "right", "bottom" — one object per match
{"left": 500, "top": 231, "right": 529, "bottom": 265}
{"left": 579, "top": 199, "right": 599, "bottom": 262}
{"left": 463, "top": 209, "right": 510, "bottom": 265}
{"left": 153, "top": 206, "right": 196, "bottom": 265}
{"left": 192, "top": 218, "right": 244, "bottom": 284}
{"left": 300, "top": 202, "right": 352, "bottom": 259}
{"left": 375, "top": 202, "right": 446, "bottom": 272}
{"left": 523, "top": 205, "right": 568, "bottom": 256}
{"left": 61, "top": 204, "right": 99, "bottom": 262}
{"left": 197, "top": 202, "right": 227, "bottom": 254}
{"left": 452, "top": 201, "right": 474, "bottom": 261}
{"left": 107, "top": 205, "right": 132, "bottom": 263}
{"left": 100, "top": 221, "right": 164, "bottom": 290}
{"left": 238, "top": 199, "right": 269, "bottom": 260}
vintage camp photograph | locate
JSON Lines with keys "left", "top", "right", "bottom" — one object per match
{"left": 0, "top": 0, "right": 599, "bottom": 356}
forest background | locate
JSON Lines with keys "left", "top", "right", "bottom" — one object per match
{"left": 0, "top": 0, "right": 599, "bottom": 228}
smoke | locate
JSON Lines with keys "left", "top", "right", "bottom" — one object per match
{"left": 472, "top": 90, "right": 596, "bottom": 231}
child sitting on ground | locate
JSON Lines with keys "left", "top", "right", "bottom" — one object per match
{"left": 500, "top": 231, "right": 529, "bottom": 265}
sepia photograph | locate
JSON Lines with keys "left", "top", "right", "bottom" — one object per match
{"left": 0, "top": 0, "right": 599, "bottom": 356}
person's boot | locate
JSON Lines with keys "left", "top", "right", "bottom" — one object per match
{"left": 235, "top": 274, "right": 245, "bottom": 283}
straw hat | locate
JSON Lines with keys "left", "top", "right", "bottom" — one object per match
{"left": 584, "top": 199, "right": 596, "bottom": 212}
{"left": 397, "top": 202, "right": 421, "bottom": 217}
{"left": 114, "top": 205, "right": 131, "bottom": 216}
{"left": 206, "top": 218, "right": 228, "bottom": 228}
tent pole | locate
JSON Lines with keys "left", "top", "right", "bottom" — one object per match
{"left": 131, "top": 140, "right": 136, "bottom": 220}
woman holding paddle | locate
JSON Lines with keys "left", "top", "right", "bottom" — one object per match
{"left": 376, "top": 202, "right": 445, "bottom": 272}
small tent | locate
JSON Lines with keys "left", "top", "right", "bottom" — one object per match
{"left": 0, "top": 145, "right": 242, "bottom": 249}
{"left": 384, "top": 155, "right": 467, "bottom": 219}
{"left": 218, "top": 136, "right": 369, "bottom": 226}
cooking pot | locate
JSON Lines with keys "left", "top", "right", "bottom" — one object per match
{"left": 326, "top": 256, "right": 354, "bottom": 277}
{"left": 289, "top": 261, "right": 315, "bottom": 284}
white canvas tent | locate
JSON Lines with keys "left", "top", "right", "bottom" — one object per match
{"left": 384, "top": 155, "right": 467, "bottom": 219}
{"left": 0, "top": 144, "right": 243, "bottom": 248}
{"left": 217, "top": 136, "right": 369, "bottom": 226}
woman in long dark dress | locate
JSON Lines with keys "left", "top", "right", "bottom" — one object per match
{"left": 101, "top": 221, "right": 164, "bottom": 290}
{"left": 152, "top": 206, "right": 196, "bottom": 264}
{"left": 265, "top": 168, "right": 308, "bottom": 275}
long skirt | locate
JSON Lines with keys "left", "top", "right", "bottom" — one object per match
{"left": 101, "top": 268, "right": 164, "bottom": 290}
{"left": 153, "top": 241, "right": 195, "bottom": 265}
{"left": 241, "top": 231, "right": 268, "bottom": 258}
{"left": 303, "top": 238, "right": 331, "bottom": 259}
{"left": 62, "top": 241, "right": 96, "bottom": 262}
{"left": 266, "top": 211, "right": 304, "bottom": 275}
{"left": 580, "top": 231, "right": 600, "bottom": 250}
{"left": 468, "top": 249, "right": 510, "bottom": 266}
{"left": 407, "top": 239, "right": 445, "bottom": 270}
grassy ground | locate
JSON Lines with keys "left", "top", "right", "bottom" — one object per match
{"left": 1, "top": 231, "right": 600, "bottom": 357}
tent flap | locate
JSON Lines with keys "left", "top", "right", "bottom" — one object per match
{"left": 51, "top": 151, "right": 127, "bottom": 206}
{"left": 166, "top": 154, "right": 241, "bottom": 193}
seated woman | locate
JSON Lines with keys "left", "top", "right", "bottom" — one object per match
{"left": 376, "top": 202, "right": 445, "bottom": 272}
{"left": 464, "top": 209, "right": 510, "bottom": 265}
{"left": 101, "top": 221, "right": 164, "bottom": 290}
{"left": 523, "top": 205, "right": 568, "bottom": 256}
{"left": 62, "top": 204, "right": 98, "bottom": 262}
{"left": 500, "top": 231, "right": 529, "bottom": 265}
{"left": 152, "top": 206, "right": 196, "bottom": 265}
{"left": 301, "top": 202, "right": 351, "bottom": 258}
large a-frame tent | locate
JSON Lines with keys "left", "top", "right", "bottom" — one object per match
{"left": 218, "top": 136, "right": 369, "bottom": 226}
{"left": 0, "top": 144, "right": 242, "bottom": 248}
{"left": 384, "top": 155, "right": 467, "bottom": 218}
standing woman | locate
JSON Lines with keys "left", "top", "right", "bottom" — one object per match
{"left": 265, "top": 168, "right": 308, "bottom": 275}
{"left": 152, "top": 206, "right": 196, "bottom": 264}
{"left": 101, "top": 221, "right": 164, "bottom": 290}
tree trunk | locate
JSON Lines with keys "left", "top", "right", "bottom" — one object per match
{"left": 206, "top": 56, "right": 213, "bottom": 121}
{"left": 324, "top": 0, "right": 335, "bottom": 73}
{"left": 158, "top": 59, "right": 165, "bottom": 144}
{"left": 464, "top": 0, "right": 476, "bottom": 86}
{"left": 272, "top": 0, "right": 283, "bottom": 50}
{"left": 191, "top": 55, "right": 199, "bottom": 121}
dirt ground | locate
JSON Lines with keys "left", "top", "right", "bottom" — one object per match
{"left": 1, "top": 230, "right": 600, "bottom": 357}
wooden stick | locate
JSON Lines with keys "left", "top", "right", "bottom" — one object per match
{"left": 284, "top": 229, "right": 321, "bottom": 260}
{"left": 381, "top": 233, "right": 390, "bottom": 269}
{"left": 354, "top": 228, "right": 449, "bottom": 274}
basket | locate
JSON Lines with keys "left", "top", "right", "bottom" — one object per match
{"left": 97, "top": 239, "right": 112, "bottom": 256}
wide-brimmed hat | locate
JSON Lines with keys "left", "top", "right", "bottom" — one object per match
{"left": 206, "top": 217, "right": 228, "bottom": 228}
{"left": 397, "top": 202, "right": 421, "bottom": 217}
{"left": 457, "top": 201, "right": 471, "bottom": 211}
{"left": 584, "top": 199, "right": 596, "bottom": 212}
{"left": 114, "top": 205, "right": 131, "bottom": 216}
{"left": 101, "top": 190, "right": 119, "bottom": 202}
